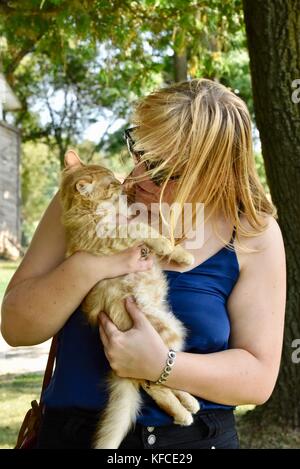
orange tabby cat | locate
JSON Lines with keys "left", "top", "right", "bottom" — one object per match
{"left": 59, "top": 150, "right": 200, "bottom": 449}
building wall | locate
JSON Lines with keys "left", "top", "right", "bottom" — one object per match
{"left": 0, "top": 121, "right": 20, "bottom": 247}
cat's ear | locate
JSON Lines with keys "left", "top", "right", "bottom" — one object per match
{"left": 76, "top": 177, "right": 95, "bottom": 196}
{"left": 64, "top": 149, "right": 84, "bottom": 169}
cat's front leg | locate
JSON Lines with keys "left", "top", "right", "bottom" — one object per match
{"left": 128, "top": 222, "right": 174, "bottom": 257}
{"left": 169, "top": 244, "right": 194, "bottom": 266}
{"left": 169, "top": 388, "right": 200, "bottom": 414}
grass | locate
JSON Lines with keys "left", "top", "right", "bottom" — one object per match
{"left": 235, "top": 409, "right": 300, "bottom": 449}
{"left": 0, "top": 260, "right": 20, "bottom": 304}
{"left": 0, "top": 373, "right": 43, "bottom": 449}
{"left": 1, "top": 260, "right": 32, "bottom": 450}
{"left": 0, "top": 373, "right": 299, "bottom": 449}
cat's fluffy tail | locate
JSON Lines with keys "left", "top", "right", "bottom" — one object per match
{"left": 92, "top": 372, "right": 142, "bottom": 449}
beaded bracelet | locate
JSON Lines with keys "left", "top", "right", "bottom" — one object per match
{"left": 154, "top": 349, "right": 177, "bottom": 385}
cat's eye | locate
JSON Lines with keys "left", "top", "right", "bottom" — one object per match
{"left": 76, "top": 179, "right": 95, "bottom": 196}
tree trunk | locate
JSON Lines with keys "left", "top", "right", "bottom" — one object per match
{"left": 243, "top": 0, "right": 300, "bottom": 428}
{"left": 174, "top": 50, "right": 188, "bottom": 82}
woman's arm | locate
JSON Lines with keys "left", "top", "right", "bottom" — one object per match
{"left": 98, "top": 216, "right": 286, "bottom": 406}
{"left": 1, "top": 191, "right": 153, "bottom": 347}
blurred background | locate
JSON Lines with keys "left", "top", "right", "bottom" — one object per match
{"left": 0, "top": 0, "right": 299, "bottom": 448}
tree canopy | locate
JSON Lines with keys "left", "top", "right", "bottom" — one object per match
{"left": 0, "top": 1, "right": 248, "bottom": 155}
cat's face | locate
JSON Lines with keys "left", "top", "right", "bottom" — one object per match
{"left": 60, "top": 150, "right": 122, "bottom": 213}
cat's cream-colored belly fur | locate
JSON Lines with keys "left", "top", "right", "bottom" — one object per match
{"left": 82, "top": 261, "right": 186, "bottom": 351}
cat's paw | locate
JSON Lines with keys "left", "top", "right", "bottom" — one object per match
{"left": 173, "top": 412, "right": 194, "bottom": 426}
{"left": 158, "top": 239, "right": 174, "bottom": 256}
{"left": 183, "top": 395, "right": 201, "bottom": 414}
{"left": 170, "top": 245, "right": 195, "bottom": 266}
{"left": 172, "top": 389, "right": 201, "bottom": 414}
{"left": 147, "top": 238, "right": 173, "bottom": 256}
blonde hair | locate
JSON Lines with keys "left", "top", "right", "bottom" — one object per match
{"left": 129, "top": 78, "right": 276, "bottom": 250}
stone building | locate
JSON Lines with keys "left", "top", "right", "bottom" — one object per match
{"left": 0, "top": 73, "right": 22, "bottom": 259}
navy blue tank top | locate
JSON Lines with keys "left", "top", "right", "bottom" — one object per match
{"left": 42, "top": 231, "right": 239, "bottom": 426}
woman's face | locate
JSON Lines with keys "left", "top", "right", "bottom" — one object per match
{"left": 126, "top": 162, "right": 178, "bottom": 205}
{"left": 122, "top": 127, "right": 179, "bottom": 206}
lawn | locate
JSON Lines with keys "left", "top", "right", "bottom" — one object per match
{"left": 0, "top": 372, "right": 253, "bottom": 449}
{"left": 0, "top": 373, "right": 43, "bottom": 449}
{"left": 1, "top": 259, "right": 31, "bottom": 450}
{"left": 0, "top": 377, "right": 299, "bottom": 449}
{"left": 0, "top": 260, "right": 20, "bottom": 304}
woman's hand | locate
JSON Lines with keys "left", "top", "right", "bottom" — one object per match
{"left": 91, "top": 243, "right": 153, "bottom": 280}
{"left": 98, "top": 297, "right": 169, "bottom": 381}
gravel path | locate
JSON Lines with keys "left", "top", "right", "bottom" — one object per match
{"left": 0, "top": 334, "right": 51, "bottom": 375}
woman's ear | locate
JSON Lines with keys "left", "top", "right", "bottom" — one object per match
{"left": 64, "top": 149, "right": 84, "bottom": 168}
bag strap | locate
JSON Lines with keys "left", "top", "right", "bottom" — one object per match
{"left": 39, "top": 334, "right": 58, "bottom": 403}
{"left": 14, "top": 335, "right": 59, "bottom": 448}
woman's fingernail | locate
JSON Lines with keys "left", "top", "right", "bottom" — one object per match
{"left": 127, "top": 296, "right": 134, "bottom": 303}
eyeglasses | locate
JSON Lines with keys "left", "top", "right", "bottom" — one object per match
{"left": 123, "top": 127, "right": 145, "bottom": 165}
{"left": 123, "top": 126, "right": 180, "bottom": 186}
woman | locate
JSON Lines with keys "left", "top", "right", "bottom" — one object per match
{"left": 1, "top": 78, "right": 286, "bottom": 449}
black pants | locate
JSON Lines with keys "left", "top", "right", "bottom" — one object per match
{"left": 36, "top": 406, "right": 239, "bottom": 449}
